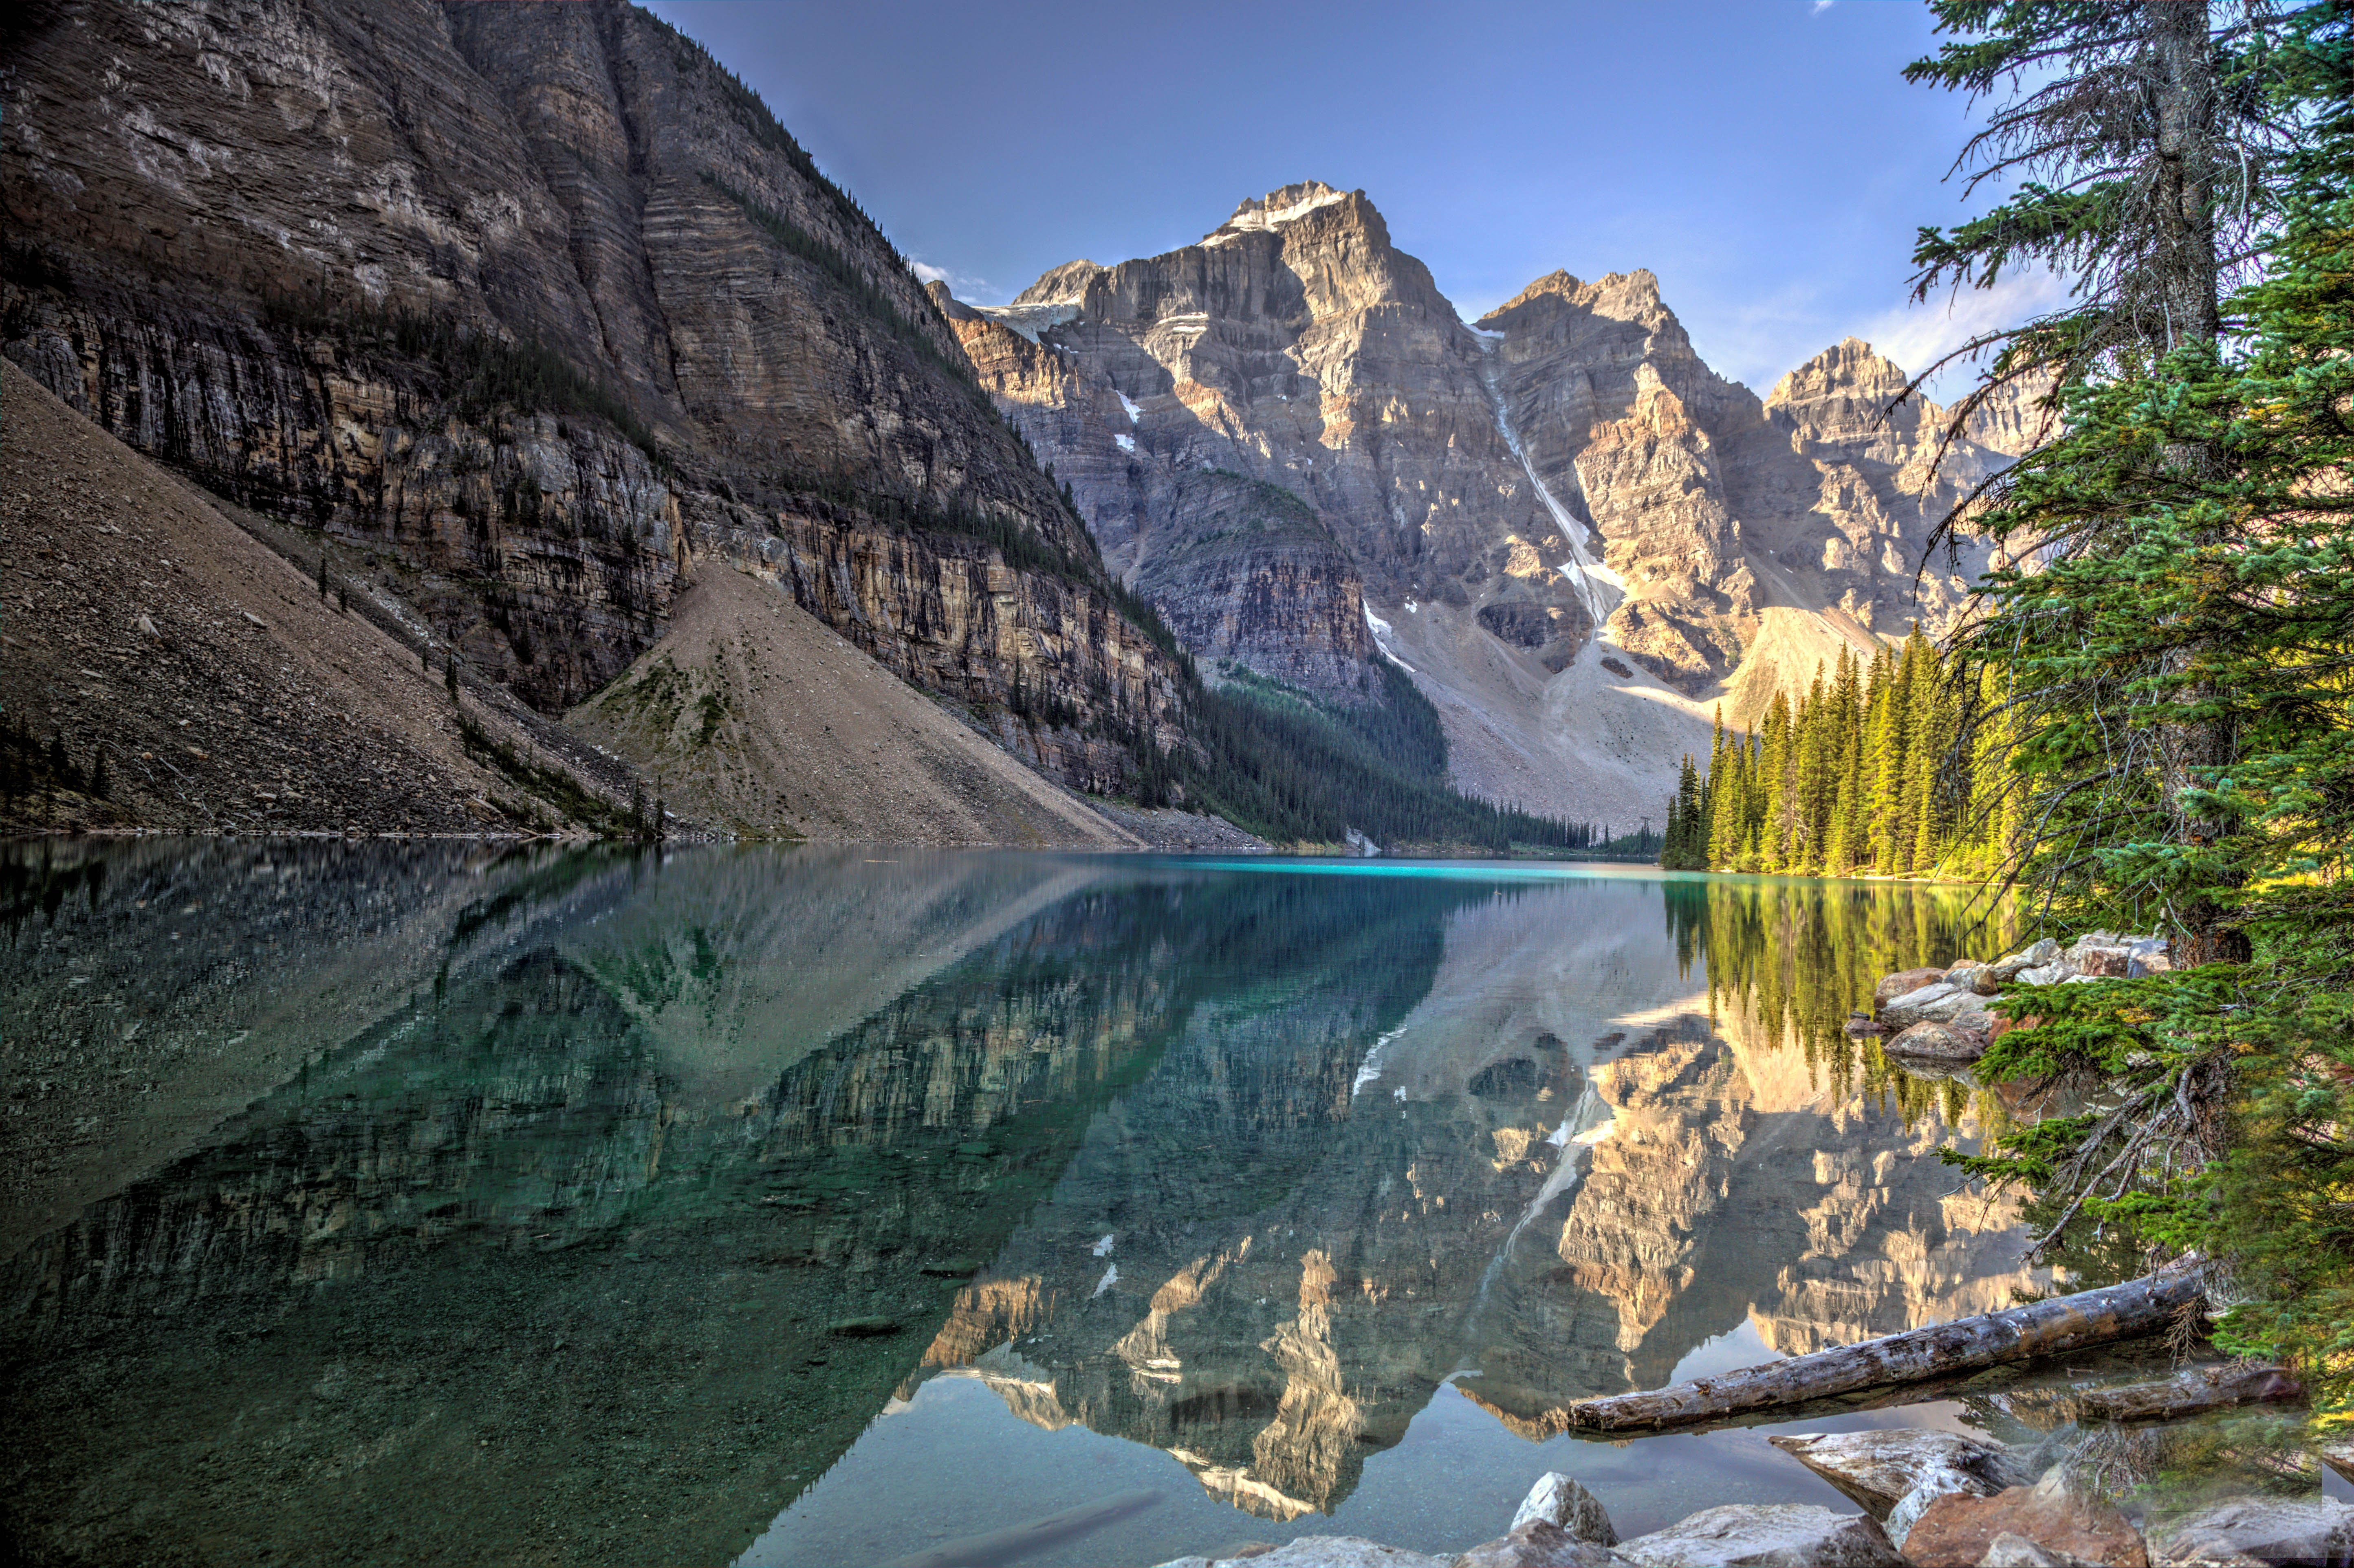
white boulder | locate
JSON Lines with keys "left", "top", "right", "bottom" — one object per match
{"left": 1765, "top": 1429, "right": 2023, "bottom": 1519}
{"left": 1455, "top": 1521, "right": 1633, "bottom": 1568}
{"left": 1511, "top": 1472, "right": 1617, "bottom": 1544}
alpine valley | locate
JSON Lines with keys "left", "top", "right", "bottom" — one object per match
{"left": 2, "top": 0, "right": 2034, "bottom": 842}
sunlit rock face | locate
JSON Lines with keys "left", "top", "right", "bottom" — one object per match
{"left": 945, "top": 182, "right": 1543, "bottom": 705}
{"left": 956, "top": 185, "right": 2044, "bottom": 816}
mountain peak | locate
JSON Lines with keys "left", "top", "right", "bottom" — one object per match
{"left": 1201, "top": 180, "right": 1359, "bottom": 247}
{"left": 1768, "top": 336, "right": 1912, "bottom": 409}
{"left": 1482, "top": 268, "right": 1667, "bottom": 328}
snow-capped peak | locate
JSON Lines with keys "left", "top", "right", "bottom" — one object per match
{"left": 1200, "top": 182, "right": 1352, "bottom": 248}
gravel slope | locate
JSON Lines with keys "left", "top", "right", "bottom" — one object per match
{"left": 0, "top": 360, "right": 608, "bottom": 833}
{"left": 567, "top": 565, "right": 1150, "bottom": 847}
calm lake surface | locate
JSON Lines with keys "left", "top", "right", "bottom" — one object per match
{"left": 4, "top": 841, "right": 2049, "bottom": 1566}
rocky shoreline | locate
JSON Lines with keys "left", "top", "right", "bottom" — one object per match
{"left": 1154, "top": 1436, "right": 2354, "bottom": 1567}
{"left": 1848, "top": 932, "right": 2174, "bottom": 1071}
{"left": 1139, "top": 934, "right": 2354, "bottom": 1567}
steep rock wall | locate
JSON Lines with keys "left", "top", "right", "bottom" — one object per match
{"left": 1, "top": 0, "right": 1181, "bottom": 791}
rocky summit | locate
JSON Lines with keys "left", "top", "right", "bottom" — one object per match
{"left": 947, "top": 183, "right": 2041, "bottom": 826}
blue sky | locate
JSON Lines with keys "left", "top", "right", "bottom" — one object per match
{"left": 645, "top": 0, "right": 2063, "bottom": 398}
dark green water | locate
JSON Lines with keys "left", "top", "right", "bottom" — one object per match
{"left": 3, "top": 841, "right": 2047, "bottom": 1566}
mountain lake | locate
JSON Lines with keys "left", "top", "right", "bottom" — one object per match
{"left": 6, "top": 840, "right": 2338, "bottom": 1565}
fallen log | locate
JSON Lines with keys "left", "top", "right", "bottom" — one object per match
{"left": 2073, "top": 1361, "right": 2302, "bottom": 1423}
{"left": 1565, "top": 1265, "right": 2205, "bottom": 1433}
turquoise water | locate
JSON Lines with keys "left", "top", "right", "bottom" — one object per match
{"left": 2, "top": 842, "right": 2057, "bottom": 1564}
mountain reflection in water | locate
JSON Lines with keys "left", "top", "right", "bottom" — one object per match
{"left": 0, "top": 843, "right": 2025, "bottom": 1567}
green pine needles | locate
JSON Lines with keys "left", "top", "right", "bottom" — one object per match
{"left": 1660, "top": 629, "right": 2011, "bottom": 880}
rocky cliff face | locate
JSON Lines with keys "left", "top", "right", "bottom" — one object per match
{"left": 957, "top": 185, "right": 2036, "bottom": 824}
{"left": 1, "top": 0, "right": 1183, "bottom": 793}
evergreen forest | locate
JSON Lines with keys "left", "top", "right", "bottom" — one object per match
{"left": 1658, "top": 628, "right": 2009, "bottom": 880}
{"left": 1665, "top": 0, "right": 2353, "bottom": 1418}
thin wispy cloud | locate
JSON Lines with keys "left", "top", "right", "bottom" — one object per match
{"left": 908, "top": 258, "right": 992, "bottom": 295}
{"left": 1853, "top": 267, "right": 2071, "bottom": 399}
{"left": 1812, "top": 1, "right": 1835, "bottom": 14}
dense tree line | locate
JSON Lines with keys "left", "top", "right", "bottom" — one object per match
{"left": 1658, "top": 628, "right": 2010, "bottom": 879}
{"left": 1662, "top": 876, "right": 2003, "bottom": 1122}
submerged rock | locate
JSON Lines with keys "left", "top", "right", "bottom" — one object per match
{"left": 1511, "top": 1472, "right": 1618, "bottom": 1544}
{"left": 2073, "top": 1362, "right": 2303, "bottom": 1423}
{"left": 2144, "top": 1499, "right": 2354, "bottom": 1566}
{"left": 1766, "top": 1429, "right": 2024, "bottom": 1518}
{"left": 1614, "top": 1504, "right": 1905, "bottom": 1567}
{"left": 1456, "top": 1521, "right": 1632, "bottom": 1567}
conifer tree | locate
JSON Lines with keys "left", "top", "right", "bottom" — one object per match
{"left": 1796, "top": 665, "right": 1837, "bottom": 873}
{"left": 1914, "top": 0, "right": 2352, "bottom": 1405}
{"left": 1862, "top": 643, "right": 1907, "bottom": 873}
{"left": 1758, "top": 691, "right": 1796, "bottom": 871}
{"left": 1823, "top": 646, "right": 1865, "bottom": 875}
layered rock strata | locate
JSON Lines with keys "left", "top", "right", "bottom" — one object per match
{"left": 956, "top": 183, "right": 2039, "bottom": 822}
{"left": 2, "top": 0, "right": 1183, "bottom": 796}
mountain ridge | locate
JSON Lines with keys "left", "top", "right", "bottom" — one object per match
{"left": 1, "top": 0, "right": 1198, "bottom": 831}
{"left": 946, "top": 178, "right": 2032, "bottom": 826}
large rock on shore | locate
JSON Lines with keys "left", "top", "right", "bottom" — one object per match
{"left": 1456, "top": 1521, "right": 1632, "bottom": 1567}
{"left": 1900, "top": 1475, "right": 2147, "bottom": 1568}
{"left": 1881, "top": 983, "right": 1994, "bottom": 1034}
{"left": 1875, "top": 968, "right": 1952, "bottom": 1006}
{"left": 1766, "top": 1430, "right": 2024, "bottom": 1518}
{"left": 1511, "top": 1473, "right": 1618, "bottom": 1543}
{"left": 2145, "top": 1499, "right": 2354, "bottom": 1566}
{"left": 1986, "top": 940, "right": 2060, "bottom": 980}
{"left": 2323, "top": 1436, "right": 2354, "bottom": 1484}
{"left": 1614, "top": 1504, "right": 1905, "bottom": 1566}
{"left": 1884, "top": 1020, "right": 1988, "bottom": 1064}
{"left": 1944, "top": 961, "right": 2001, "bottom": 996}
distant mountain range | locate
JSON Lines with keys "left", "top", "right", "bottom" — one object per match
{"left": 942, "top": 180, "right": 2039, "bottom": 825}
{"left": 2, "top": 3, "right": 2031, "bottom": 840}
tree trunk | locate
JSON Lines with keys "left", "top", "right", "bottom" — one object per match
{"left": 1562, "top": 1266, "right": 2206, "bottom": 1433}
{"left": 2148, "top": 0, "right": 2222, "bottom": 354}
{"left": 2145, "top": 0, "right": 2246, "bottom": 966}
